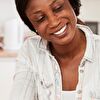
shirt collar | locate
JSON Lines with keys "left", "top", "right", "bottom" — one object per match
{"left": 77, "top": 24, "right": 95, "bottom": 62}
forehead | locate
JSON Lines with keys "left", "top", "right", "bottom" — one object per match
{"left": 26, "top": 0, "right": 61, "bottom": 11}
{"left": 27, "top": 0, "right": 57, "bottom": 6}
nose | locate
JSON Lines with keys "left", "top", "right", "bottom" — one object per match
{"left": 48, "top": 14, "right": 60, "bottom": 28}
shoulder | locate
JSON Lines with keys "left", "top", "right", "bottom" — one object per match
{"left": 20, "top": 32, "right": 43, "bottom": 55}
{"left": 92, "top": 34, "right": 100, "bottom": 72}
{"left": 17, "top": 32, "right": 42, "bottom": 60}
{"left": 16, "top": 33, "right": 42, "bottom": 71}
{"left": 24, "top": 32, "right": 41, "bottom": 47}
{"left": 91, "top": 34, "right": 100, "bottom": 60}
{"left": 93, "top": 34, "right": 100, "bottom": 50}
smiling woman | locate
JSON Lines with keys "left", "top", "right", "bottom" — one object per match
{"left": 9, "top": 0, "right": 100, "bottom": 100}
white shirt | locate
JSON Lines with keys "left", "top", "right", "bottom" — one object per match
{"left": 10, "top": 24, "right": 100, "bottom": 100}
{"left": 61, "top": 90, "right": 76, "bottom": 100}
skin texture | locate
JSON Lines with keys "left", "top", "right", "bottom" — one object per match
{"left": 26, "top": 0, "right": 86, "bottom": 91}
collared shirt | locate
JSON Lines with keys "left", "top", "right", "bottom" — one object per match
{"left": 10, "top": 24, "right": 100, "bottom": 100}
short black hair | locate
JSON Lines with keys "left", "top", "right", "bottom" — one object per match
{"left": 15, "top": 0, "right": 81, "bottom": 32}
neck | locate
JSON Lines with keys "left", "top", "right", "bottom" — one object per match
{"left": 50, "top": 29, "right": 86, "bottom": 60}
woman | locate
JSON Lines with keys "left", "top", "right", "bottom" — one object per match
{"left": 10, "top": 0, "right": 100, "bottom": 100}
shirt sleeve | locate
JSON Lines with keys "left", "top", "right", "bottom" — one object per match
{"left": 9, "top": 41, "right": 37, "bottom": 100}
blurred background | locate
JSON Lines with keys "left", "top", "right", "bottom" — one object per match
{"left": 0, "top": 0, "right": 100, "bottom": 100}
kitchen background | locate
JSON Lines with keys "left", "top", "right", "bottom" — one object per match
{"left": 0, "top": 0, "right": 100, "bottom": 100}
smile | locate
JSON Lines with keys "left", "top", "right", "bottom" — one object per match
{"left": 53, "top": 25, "right": 67, "bottom": 35}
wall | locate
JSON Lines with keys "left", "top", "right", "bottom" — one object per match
{"left": 0, "top": 0, "right": 18, "bottom": 24}
{"left": 79, "top": 0, "right": 100, "bottom": 34}
{"left": 79, "top": 0, "right": 100, "bottom": 21}
{"left": 0, "top": 0, "right": 29, "bottom": 35}
{"left": 0, "top": 58, "right": 16, "bottom": 100}
{"left": 0, "top": 0, "right": 18, "bottom": 34}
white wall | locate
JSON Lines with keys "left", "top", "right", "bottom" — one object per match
{"left": 0, "top": 58, "right": 16, "bottom": 100}
{"left": 0, "top": 0, "right": 18, "bottom": 24}
{"left": 79, "top": 0, "right": 100, "bottom": 21}
{"left": 79, "top": 0, "right": 100, "bottom": 34}
{"left": 0, "top": 0, "right": 30, "bottom": 35}
{"left": 0, "top": 0, "right": 19, "bottom": 34}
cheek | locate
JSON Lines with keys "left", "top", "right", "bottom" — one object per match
{"left": 64, "top": 9, "right": 77, "bottom": 26}
{"left": 34, "top": 22, "right": 48, "bottom": 37}
{"left": 63, "top": 3, "right": 76, "bottom": 20}
{"left": 58, "top": 9, "right": 76, "bottom": 24}
{"left": 38, "top": 25, "right": 46, "bottom": 36}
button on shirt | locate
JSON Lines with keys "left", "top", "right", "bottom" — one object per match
{"left": 10, "top": 24, "right": 100, "bottom": 100}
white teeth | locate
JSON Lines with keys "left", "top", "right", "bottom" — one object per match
{"left": 54, "top": 25, "right": 67, "bottom": 35}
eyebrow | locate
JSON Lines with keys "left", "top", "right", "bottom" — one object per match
{"left": 33, "top": 10, "right": 42, "bottom": 14}
{"left": 32, "top": 0, "right": 58, "bottom": 14}
{"left": 50, "top": 0, "right": 58, "bottom": 6}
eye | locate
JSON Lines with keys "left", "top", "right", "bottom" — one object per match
{"left": 35, "top": 15, "right": 46, "bottom": 23}
{"left": 53, "top": 3, "right": 64, "bottom": 13}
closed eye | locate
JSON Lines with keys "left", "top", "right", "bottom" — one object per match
{"left": 53, "top": 3, "right": 64, "bottom": 13}
{"left": 35, "top": 15, "right": 46, "bottom": 23}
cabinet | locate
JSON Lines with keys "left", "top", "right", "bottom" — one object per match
{"left": 0, "top": 57, "right": 16, "bottom": 100}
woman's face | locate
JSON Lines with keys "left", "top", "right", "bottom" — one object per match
{"left": 26, "top": 0, "right": 78, "bottom": 46}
